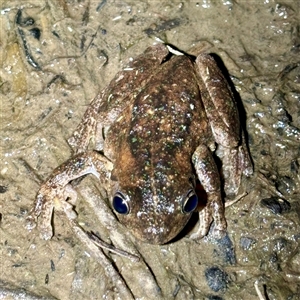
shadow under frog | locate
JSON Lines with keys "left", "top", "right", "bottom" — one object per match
{"left": 27, "top": 44, "right": 253, "bottom": 245}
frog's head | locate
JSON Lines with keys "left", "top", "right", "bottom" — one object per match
{"left": 110, "top": 173, "right": 198, "bottom": 244}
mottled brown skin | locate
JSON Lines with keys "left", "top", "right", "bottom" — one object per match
{"left": 27, "top": 44, "right": 252, "bottom": 245}
{"left": 106, "top": 54, "right": 211, "bottom": 243}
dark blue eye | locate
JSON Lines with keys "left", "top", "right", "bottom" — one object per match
{"left": 113, "top": 192, "right": 129, "bottom": 215}
{"left": 182, "top": 190, "right": 198, "bottom": 214}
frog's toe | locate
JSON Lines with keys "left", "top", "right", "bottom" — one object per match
{"left": 25, "top": 214, "right": 53, "bottom": 240}
{"left": 212, "top": 218, "right": 227, "bottom": 239}
{"left": 190, "top": 208, "right": 213, "bottom": 239}
{"left": 39, "top": 224, "right": 53, "bottom": 240}
{"left": 25, "top": 214, "right": 37, "bottom": 231}
{"left": 190, "top": 231, "right": 206, "bottom": 240}
{"left": 64, "top": 184, "right": 78, "bottom": 205}
{"left": 212, "top": 227, "right": 227, "bottom": 240}
{"left": 243, "top": 163, "right": 254, "bottom": 177}
{"left": 62, "top": 201, "right": 78, "bottom": 220}
{"left": 224, "top": 180, "right": 240, "bottom": 197}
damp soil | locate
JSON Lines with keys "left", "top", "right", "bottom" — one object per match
{"left": 1, "top": 1, "right": 300, "bottom": 299}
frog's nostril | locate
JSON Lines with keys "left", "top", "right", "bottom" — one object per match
{"left": 113, "top": 192, "right": 130, "bottom": 214}
{"left": 182, "top": 190, "right": 198, "bottom": 213}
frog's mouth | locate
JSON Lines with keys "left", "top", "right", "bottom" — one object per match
{"left": 129, "top": 211, "right": 193, "bottom": 244}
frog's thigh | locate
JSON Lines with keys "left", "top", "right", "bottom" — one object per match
{"left": 196, "top": 54, "right": 253, "bottom": 194}
{"left": 196, "top": 54, "right": 240, "bottom": 147}
{"left": 191, "top": 145, "right": 226, "bottom": 239}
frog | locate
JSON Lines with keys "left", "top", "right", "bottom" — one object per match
{"left": 27, "top": 43, "right": 253, "bottom": 246}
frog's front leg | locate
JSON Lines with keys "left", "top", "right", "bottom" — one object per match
{"left": 191, "top": 145, "right": 226, "bottom": 239}
{"left": 196, "top": 54, "right": 253, "bottom": 196}
{"left": 26, "top": 152, "right": 112, "bottom": 240}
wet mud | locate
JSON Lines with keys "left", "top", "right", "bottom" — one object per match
{"left": 0, "top": 1, "right": 299, "bottom": 299}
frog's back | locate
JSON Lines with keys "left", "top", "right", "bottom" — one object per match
{"left": 128, "top": 55, "right": 207, "bottom": 161}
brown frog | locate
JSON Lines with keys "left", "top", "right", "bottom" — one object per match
{"left": 27, "top": 44, "right": 252, "bottom": 245}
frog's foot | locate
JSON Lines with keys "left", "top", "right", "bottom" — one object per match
{"left": 26, "top": 183, "right": 78, "bottom": 240}
{"left": 190, "top": 195, "right": 227, "bottom": 240}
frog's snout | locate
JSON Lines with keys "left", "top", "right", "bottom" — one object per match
{"left": 127, "top": 213, "right": 193, "bottom": 245}
{"left": 114, "top": 213, "right": 190, "bottom": 244}
{"left": 140, "top": 227, "right": 178, "bottom": 244}
{"left": 112, "top": 188, "right": 198, "bottom": 244}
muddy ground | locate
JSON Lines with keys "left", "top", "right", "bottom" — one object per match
{"left": 0, "top": 1, "right": 300, "bottom": 299}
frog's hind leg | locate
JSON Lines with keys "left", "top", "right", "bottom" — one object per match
{"left": 196, "top": 54, "right": 253, "bottom": 196}
{"left": 191, "top": 144, "right": 226, "bottom": 239}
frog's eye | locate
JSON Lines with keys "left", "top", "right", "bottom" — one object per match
{"left": 182, "top": 190, "right": 198, "bottom": 214}
{"left": 113, "top": 192, "right": 130, "bottom": 215}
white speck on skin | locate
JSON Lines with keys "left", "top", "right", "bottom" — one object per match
{"left": 166, "top": 45, "right": 184, "bottom": 56}
{"left": 167, "top": 204, "right": 175, "bottom": 213}
{"left": 137, "top": 211, "right": 147, "bottom": 218}
{"left": 115, "top": 74, "right": 124, "bottom": 82}
{"left": 146, "top": 226, "right": 164, "bottom": 234}
{"left": 147, "top": 108, "right": 154, "bottom": 115}
{"left": 107, "top": 94, "right": 113, "bottom": 102}
{"left": 116, "top": 115, "right": 124, "bottom": 122}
